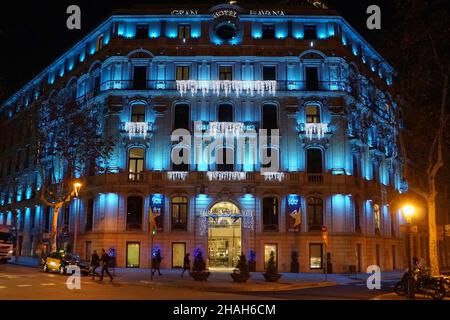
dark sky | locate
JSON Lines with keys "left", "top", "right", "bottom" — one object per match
{"left": 0, "top": 0, "right": 394, "bottom": 100}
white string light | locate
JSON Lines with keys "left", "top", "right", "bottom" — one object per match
{"left": 167, "top": 171, "right": 189, "bottom": 181}
{"left": 207, "top": 171, "right": 247, "bottom": 181}
{"left": 124, "top": 122, "right": 151, "bottom": 139}
{"left": 261, "top": 172, "right": 285, "bottom": 182}
{"left": 305, "top": 123, "right": 328, "bottom": 140}
{"left": 177, "top": 80, "right": 277, "bottom": 97}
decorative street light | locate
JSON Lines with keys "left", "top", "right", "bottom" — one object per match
{"left": 73, "top": 182, "right": 82, "bottom": 255}
{"left": 402, "top": 204, "right": 415, "bottom": 299}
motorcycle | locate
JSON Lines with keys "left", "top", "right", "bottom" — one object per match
{"left": 394, "top": 267, "right": 446, "bottom": 300}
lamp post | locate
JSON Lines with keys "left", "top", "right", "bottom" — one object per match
{"left": 73, "top": 182, "right": 82, "bottom": 255}
{"left": 402, "top": 204, "right": 415, "bottom": 299}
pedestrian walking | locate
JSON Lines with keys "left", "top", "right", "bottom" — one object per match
{"left": 90, "top": 250, "right": 101, "bottom": 280}
{"left": 99, "top": 248, "right": 114, "bottom": 281}
{"left": 151, "top": 249, "right": 162, "bottom": 276}
{"left": 181, "top": 253, "right": 190, "bottom": 277}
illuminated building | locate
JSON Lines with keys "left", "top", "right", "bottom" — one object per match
{"left": 0, "top": 3, "right": 410, "bottom": 272}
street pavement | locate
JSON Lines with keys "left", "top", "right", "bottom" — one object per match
{"left": 0, "top": 263, "right": 410, "bottom": 300}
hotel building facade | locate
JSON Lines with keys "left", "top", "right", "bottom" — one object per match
{"left": 0, "top": 3, "right": 411, "bottom": 273}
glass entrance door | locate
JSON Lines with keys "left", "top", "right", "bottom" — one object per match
{"left": 207, "top": 202, "right": 242, "bottom": 269}
{"left": 172, "top": 243, "right": 185, "bottom": 268}
{"left": 126, "top": 242, "right": 140, "bottom": 268}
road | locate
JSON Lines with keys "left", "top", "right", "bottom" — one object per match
{"left": 0, "top": 264, "right": 399, "bottom": 300}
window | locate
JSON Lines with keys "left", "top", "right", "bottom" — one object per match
{"left": 173, "top": 104, "right": 190, "bottom": 130}
{"left": 126, "top": 196, "right": 143, "bottom": 230}
{"left": 307, "top": 197, "right": 323, "bottom": 231}
{"left": 305, "top": 105, "right": 320, "bottom": 123}
{"left": 178, "top": 24, "right": 191, "bottom": 40}
{"left": 44, "top": 206, "right": 51, "bottom": 232}
{"left": 374, "top": 204, "right": 381, "bottom": 235}
{"left": 304, "top": 25, "right": 317, "bottom": 40}
{"left": 353, "top": 154, "right": 359, "bottom": 178}
{"left": 262, "top": 24, "right": 275, "bottom": 39}
{"left": 305, "top": 67, "right": 319, "bottom": 90}
{"left": 372, "top": 162, "right": 379, "bottom": 182}
{"left": 306, "top": 148, "right": 323, "bottom": 174}
{"left": 262, "top": 104, "right": 278, "bottom": 130}
{"left": 264, "top": 244, "right": 277, "bottom": 270}
{"left": 128, "top": 148, "right": 144, "bottom": 181}
{"left": 171, "top": 197, "right": 188, "bottom": 230}
{"left": 219, "top": 66, "right": 233, "bottom": 81}
{"left": 354, "top": 198, "right": 361, "bottom": 233}
{"left": 93, "top": 75, "right": 101, "bottom": 95}
{"left": 172, "top": 148, "right": 189, "bottom": 172}
{"left": 176, "top": 66, "right": 190, "bottom": 81}
{"left": 63, "top": 206, "right": 70, "bottom": 229}
{"left": 126, "top": 242, "right": 140, "bottom": 268}
{"left": 133, "top": 66, "right": 147, "bottom": 90}
{"left": 30, "top": 208, "right": 36, "bottom": 229}
{"left": 86, "top": 198, "right": 94, "bottom": 231}
{"left": 218, "top": 104, "right": 233, "bottom": 122}
{"left": 216, "top": 147, "right": 234, "bottom": 172}
{"left": 309, "top": 243, "right": 323, "bottom": 269}
{"left": 262, "top": 66, "right": 276, "bottom": 80}
{"left": 131, "top": 104, "right": 145, "bottom": 122}
{"left": 96, "top": 34, "right": 104, "bottom": 51}
{"left": 262, "top": 197, "right": 279, "bottom": 231}
{"left": 136, "top": 24, "right": 149, "bottom": 39}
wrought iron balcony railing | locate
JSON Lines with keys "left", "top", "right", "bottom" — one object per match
{"left": 120, "top": 122, "right": 154, "bottom": 139}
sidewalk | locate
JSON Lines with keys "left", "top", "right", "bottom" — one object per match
{"left": 102, "top": 268, "right": 403, "bottom": 293}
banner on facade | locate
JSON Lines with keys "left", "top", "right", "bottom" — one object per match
{"left": 151, "top": 194, "right": 164, "bottom": 231}
{"left": 287, "top": 194, "right": 301, "bottom": 232}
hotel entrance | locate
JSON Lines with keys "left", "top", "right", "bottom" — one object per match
{"left": 207, "top": 202, "right": 242, "bottom": 269}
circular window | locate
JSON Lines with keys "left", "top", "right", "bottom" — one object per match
{"left": 215, "top": 21, "right": 238, "bottom": 40}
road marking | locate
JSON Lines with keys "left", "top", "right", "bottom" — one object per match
{"left": 0, "top": 286, "right": 7, "bottom": 289}
{"left": 40, "top": 283, "right": 55, "bottom": 286}
{"left": 17, "top": 285, "right": 32, "bottom": 288}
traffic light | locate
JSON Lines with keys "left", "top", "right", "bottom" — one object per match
{"left": 321, "top": 226, "right": 328, "bottom": 246}
{"left": 151, "top": 226, "right": 156, "bottom": 237}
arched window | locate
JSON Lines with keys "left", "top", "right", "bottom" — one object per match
{"left": 218, "top": 104, "right": 233, "bottom": 122}
{"left": 131, "top": 104, "right": 145, "bottom": 122}
{"left": 128, "top": 148, "right": 144, "bottom": 181}
{"left": 305, "top": 105, "right": 320, "bottom": 123}
{"left": 126, "top": 196, "right": 143, "bottom": 230}
{"left": 306, "top": 148, "right": 323, "bottom": 174}
{"left": 173, "top": 104, "right": 190, "bottom": 130}
{"left": 262, "top": 104, "right": 278, "bottom": 130}
{"left": 262, "top": 197, "right": 279, "bottom": 231}
{"left": 352, "top": 153, "right": 359, "bottom": 178}
{"left": 171, "top": 197, "right": 188, "bottom": 230}
{"left": 307, "top": 197, "right": 323, "bottom": 231}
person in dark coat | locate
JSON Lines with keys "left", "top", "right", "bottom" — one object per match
{"left": 181, "top": 253, "right": 190, "bottom": 277}
{"left": 151, "top": 249, "right": 162, "bottom": 276}
{"left": 99, "top": 249, "right": 113, "bottom": 281}
{"left": 90, "top": 250, "right": 100, "bottom": 280}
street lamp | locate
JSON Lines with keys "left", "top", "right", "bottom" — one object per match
{"left": 73, "top": 182, "right": 82, "bottom": 255}
{"left": 402, "top": 204, "right": 415, "bottom": 299}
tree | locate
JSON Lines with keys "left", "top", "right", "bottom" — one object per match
{"left": 381, "top": 0, "right": 450, "bottom": 275}
{"left": 34, "top": 84, "right": 115, "bottom": 252}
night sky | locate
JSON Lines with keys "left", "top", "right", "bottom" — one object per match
{"left": 0, "top": 0, "right": 394, "bottom": 100}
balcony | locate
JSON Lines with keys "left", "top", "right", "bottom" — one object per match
{"left": 194, "top": 121, "right": 259, "bottom": 135}
{"left": 76, "top": 80, "right": 352, "bottom": 103}
{"left": 307, "top": 174, "right": 324, "bottom": 184}
{"left": 120, "top": 122, "right": 154, "bottom": 139}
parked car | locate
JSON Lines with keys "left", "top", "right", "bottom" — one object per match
{"left": 43, "top": 251, "right": 90, "bottom": 275}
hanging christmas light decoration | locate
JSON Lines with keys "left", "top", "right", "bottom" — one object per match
{"left": 123, "top": 122, "right": 151, "bottom": 139}
{"left": 209, "top": 122, "right": 244, "bottom": 136}
{"left": 242, "top": 210, "right": 255, "bottom": 229}
{"left": 167, "top": 171, "right": 189, "bottom": 181}
{"left": 176, "top": 80, "right": 277, "bottom": 97}
{"left": 207, "top": 171, "right": 247, "bottom": 181}
{"left": 261, "top": 172, "right": 285, "bottom": 182}
{"left": 305, "top": 123, "right": 328, "bottom": 140}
